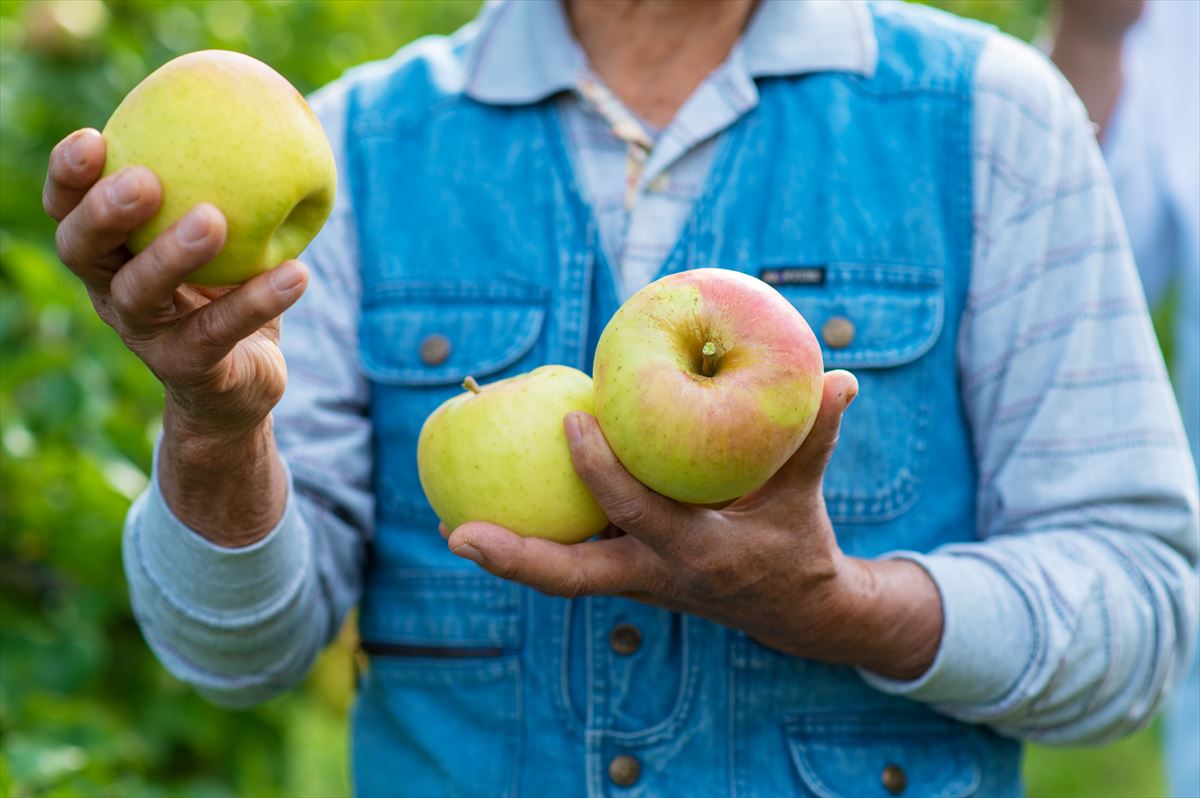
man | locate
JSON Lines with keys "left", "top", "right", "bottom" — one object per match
{"left": 1052, "top": 2, "right": 1200, "bottom": 795}
{"left": 43, "top": 1, "right": 1198, "bottom": 795}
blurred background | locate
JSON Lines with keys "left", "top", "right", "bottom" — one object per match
{"left": 0, "top": 1, "right": 1177, "bottom": 796}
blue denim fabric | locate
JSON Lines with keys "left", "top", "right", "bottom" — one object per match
{"left": 345, "top": 6, "right": 1021, "bottom": 797}
{"left": 1166, "top": 648, "right": 1200, "bottom": 798}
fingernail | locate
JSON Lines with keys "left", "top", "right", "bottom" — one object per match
{"left": 67, "top": 131, "right": 92, "bottom": 168}
{"left": 452, "top": 543, "right": 484, "bottom": 565}
{"left": 177, "top": 209, "right": 211, "bottom": 246}
{"left": 270, "top": 261, "right": 304, "bottom": 293}
{"left": 110, "top": 170, "right": 142, "bottom": 207}
{"left": 564, "top": 413, "right": 582, "bottom": 447}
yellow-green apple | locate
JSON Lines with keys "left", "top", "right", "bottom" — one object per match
{"left": 101, "top": 50, "right": 336, "bottom": 286}
{"left": 418, "top": 366, "right": 608, "bottom": 544}
{"left": 593, "top": 268, "right": 824, "bottom": 504}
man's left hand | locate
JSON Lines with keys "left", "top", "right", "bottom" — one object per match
{"left": 444, "top": 370, "right": 943, "bottom": 680}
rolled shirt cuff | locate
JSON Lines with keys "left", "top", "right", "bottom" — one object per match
{"left": 858, "top": 550, "right": 1037, "bottom": 709}
{"left": 124, "top": 445, "right": 310, "bottom": 622}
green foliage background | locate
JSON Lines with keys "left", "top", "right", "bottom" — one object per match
{"left": 0, "top": 1, "right": 1167, "bottom": 796}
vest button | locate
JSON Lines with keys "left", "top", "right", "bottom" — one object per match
{"left": 609, "top": 623, "right": 642, "bottom": 655}
{"left": 822, "top": 316, "right": 855, "bottom": 349}
{"left": 419, "top": 334, "right": 451, "bottom": 366}
{"left": 881, "top": 763, "right": 907, "bottom": 795}
{"left": 609, "top": 754, "right": 641, "bottom": 787}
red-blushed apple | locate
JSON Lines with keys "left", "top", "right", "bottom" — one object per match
{"left": 417, "top": 366, "right": 609, "bottom": 544}
{"left": 593, "top": 268, "right": 824, "bottom": 504}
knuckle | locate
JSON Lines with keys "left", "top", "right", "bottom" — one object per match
{"left": 54, "top": 224, "right": 83, "bottom": 268}
{"left": 85, "top": 188, "right": 121, "bottom": 231}
{"left": 42, "top": 182, "right": 59, "bottom": 219}
{"left": 605, "top": 494, "right": 649, "bottom": 530}
{"left": 245, "top": 288, "right": 278, "bottom": 322}
{"left": 88, "top": 292, "right": 120, "bottom": 330}
{"left": 688, "top": 551, "right": 741, "bottom": 589}
{"left": 192, "top": 305, "right": 225, "bottom": 347}
{"left": 493, "top": 557, "right": 522, "bottom": 583}
{"left": 108, "top": 275, "right": 142, "bottom": 318}
{"left": 552, "top": 567, "right": 592, "bottom": 599}
{"left": 136, "top": 230, "right": 176, "bottom": 278}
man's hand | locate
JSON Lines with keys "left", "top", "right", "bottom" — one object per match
{"left": 445, "top": 370, "right": 945, "bottom": 680}
{"left": 44, "top": 128, "right": 308, "bottom": 545}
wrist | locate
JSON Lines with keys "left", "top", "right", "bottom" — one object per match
{"left": 159, "top": 403, "right": 285, "bottom": 547}
{"left": 830, "top": 557, "right": 944, "bottom": 681}
{"left": 162, "top": 393, "right": 272, "bottom": 454}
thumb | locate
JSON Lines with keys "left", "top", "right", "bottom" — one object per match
{"left": 765, "top": 369, "right": 858, "bottom": 491}
{"left": 563, "top": 411, "right": 681, "bottom": 545}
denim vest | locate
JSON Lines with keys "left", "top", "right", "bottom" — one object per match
{"left": 345, "top": 5, "right": 1021, "bottom": 796}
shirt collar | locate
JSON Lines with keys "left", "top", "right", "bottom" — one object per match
{"left": 463, "top": 0, "right": 878, "bottom": 106}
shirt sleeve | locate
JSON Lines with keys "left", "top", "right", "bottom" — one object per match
{"left": 121, "top": 79, "right": 372, "bottom": 708}
{"left": 859, "top": 32, "right": 1200, "bottom": 745}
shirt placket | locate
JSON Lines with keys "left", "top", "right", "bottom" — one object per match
{"left": 575, "top": 74, "right": 656, "bottom": 211}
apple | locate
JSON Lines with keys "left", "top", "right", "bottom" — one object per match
{"left": 101, "top": 50, "right": 336, "bottom": 286}
{"left": 417, "top": 366, "right": 609, "bottom": 544}
{"left": 593, "top": 268, "right": 824, "bottom": 504}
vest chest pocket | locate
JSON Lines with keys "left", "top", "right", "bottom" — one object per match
{"left": 359, "top": 280, "right": 551, "bottom": 523}
{"left": 785, "top": 713, "right": 981, "bottom": 798}
{"left": 775, "top": 264, "right": 945, "bottom": 524}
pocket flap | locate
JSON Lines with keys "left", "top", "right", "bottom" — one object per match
{"left": 359, "top": 571, "right": 523, "bottom": 650}
{"left": 360, "top": 281, "right": 548, "bottom": 386}
{"left": 774, "top": 264, "right": 944, "bottom": 369}
{"left": 785, "top": 713, "right": 981, "bottom": 798}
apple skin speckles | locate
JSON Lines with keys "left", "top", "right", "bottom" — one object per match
{"left": 101, "top": 50, "right": 336, "bottom": 287}
{"left": 417, "top": 365, "right": 608, "bottom": 544}
{"left": 593, "top": 269, "right": 824, "bottom": 504}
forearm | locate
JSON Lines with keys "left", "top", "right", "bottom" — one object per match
{"left": 861, "top": 528, "right": 1199, "bottom": 744}
{"left": 158, "top": 398, "right": 287, "bottom": 547}
{"left": 123, "top": 455, "right": 321, "bottom": 706}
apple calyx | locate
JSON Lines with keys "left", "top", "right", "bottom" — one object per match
{"left": 700, "top": 341, "right": 718, "bottom": 378}
{"left": 463, "top": 376, "right": 482, "bottom": 394}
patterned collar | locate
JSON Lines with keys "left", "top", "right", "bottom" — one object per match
{"left": 462, "top": 0, "right": 879, "bottom": 106}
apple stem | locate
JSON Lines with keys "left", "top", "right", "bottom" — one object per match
{"left": 463, "top": 376, "right": 482, "bottom": 394}
{"left": 701, "top": 341, "right": 717, "bottom": 377}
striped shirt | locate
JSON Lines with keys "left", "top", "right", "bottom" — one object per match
{"left": 123, "top": 0, "right": 1199, "bottom": 744}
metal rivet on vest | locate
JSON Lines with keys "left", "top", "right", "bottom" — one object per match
{"left": 881, "top": 763, "right": 907, "bottom": 795}
{"left": 609, "top": 755, "right": 641, "bottom": 787}
{"left": 610, "top": 623, "right": 642, "bottom": 655}
{"left": 822, "top": 316, "right": 855, "bottom": 349}
{"left": 419, "top": 334, "right": 451, "bottom": 366}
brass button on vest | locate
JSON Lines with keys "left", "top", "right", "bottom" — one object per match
{"left": 609, "top": 623, "right": 642, "bottom": 655}
{"left": 419, "top": 333, "right": 451, "bottom": 366}
{"left": 881, "top": 763, "right": 907, "bottom": 795}
{"left": 608, "top": 754, "right": 641, "bottom": 787}
{"left": 821, "top": 316, "right": 855, "bottom": 349}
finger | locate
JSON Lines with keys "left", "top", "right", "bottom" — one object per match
{"left": 763, "top": 369, "right": 858, "bottom": 491}
{"left": 55, "top": 166, "right": 162, "bottom": 286}
{"left": 180, "top": 260, "right": 308, "bottom": 365}
{"left": 110, "top": 204, "right": 227, "bottom": 329}
{"left": 447, "top": 521, "right": 662, "bottom": 598}
{"left": 438, "top": 522, "right": 450, "bottom": 540}
{"left": 43, "top": 128, "right": 105, "bottom": 222}
{"left": 564, "top": 411, "right": 688, "bottom": 549}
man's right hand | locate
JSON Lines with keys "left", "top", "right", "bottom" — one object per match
{"left": 44, "top": 127, "right": 309, "bottom": 440}
{"left": 45, "top": 127, "right": 307, "bottom": 545}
